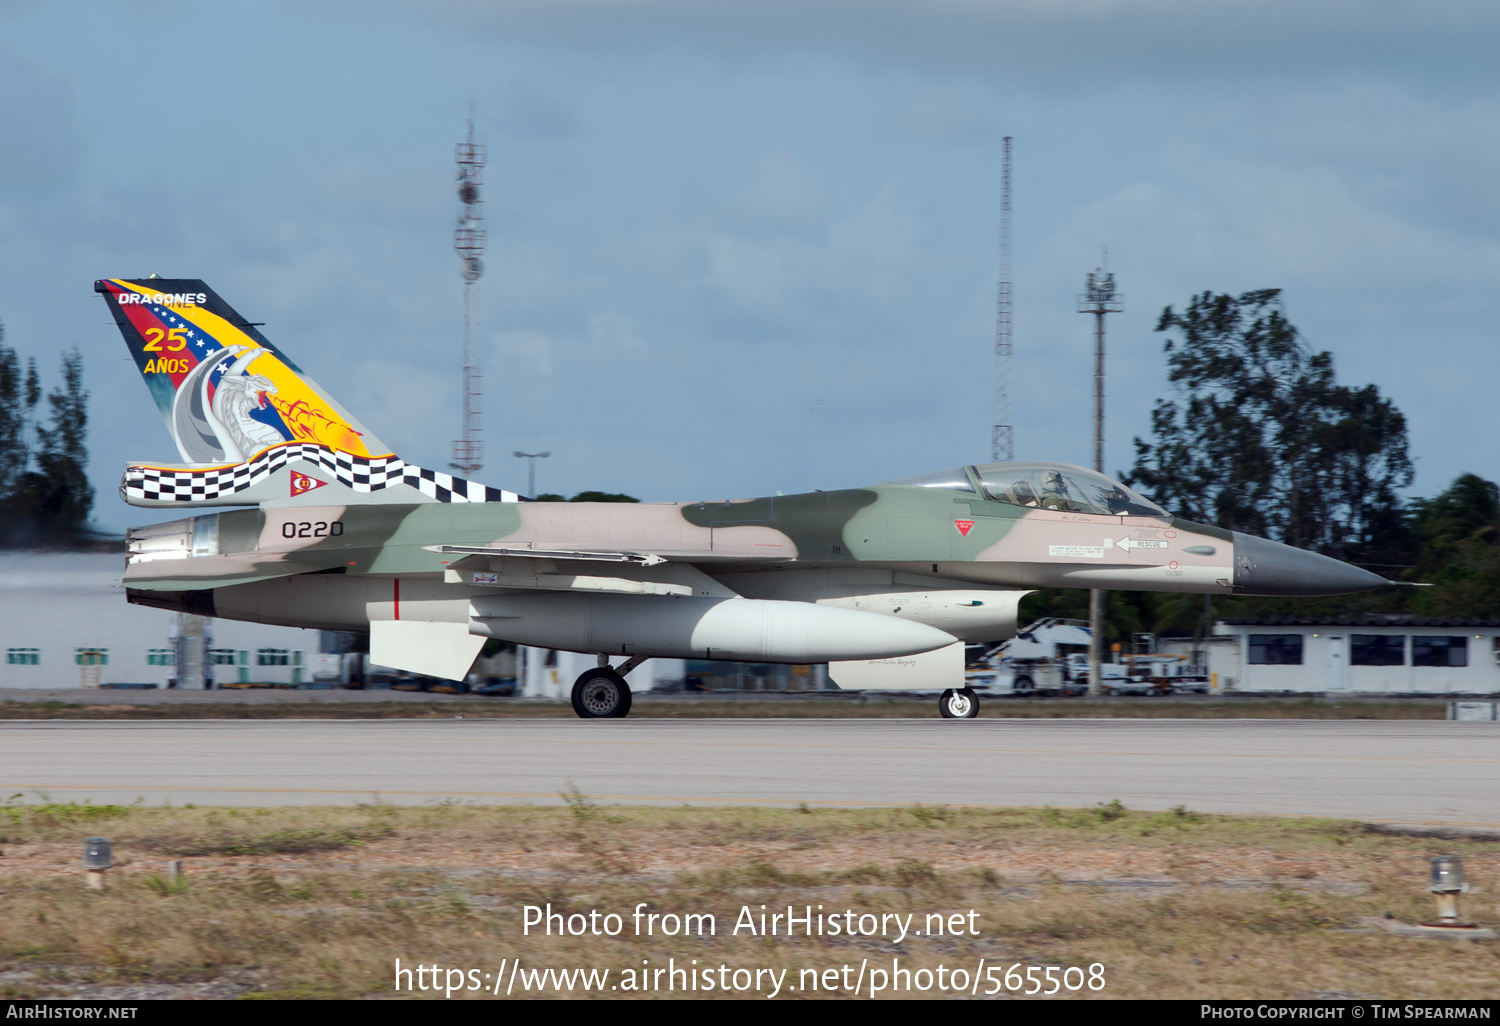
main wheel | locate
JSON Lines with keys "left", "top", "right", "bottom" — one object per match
{"left": 938, "top": 687, "right": 979, "bottom": 719}
{"left": 1013, "top": 674, "right": 1034, "bottom": 693}
{"left": 571, "top": 668, "right": 633, "bottom": 719}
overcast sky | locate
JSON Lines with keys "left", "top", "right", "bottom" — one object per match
{"left": 3, "top": 0, "right": 1499, "bottom": 532}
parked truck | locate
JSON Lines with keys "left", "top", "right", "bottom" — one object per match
{"left": 1071, "top": 652, "right": 1209, "bottom": 695}
{"left": 965, "top": 618, "right": 1209, "bottom": 695}
{"left": 965, "top": 618, "right": 1093, "bottom": 695}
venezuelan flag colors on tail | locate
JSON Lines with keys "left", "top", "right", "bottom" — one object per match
{"left": 97, "top": 278, "right": 517, "bottom": 508}
{"left": 95, "top": 278, "right": 388, "bottom": 464}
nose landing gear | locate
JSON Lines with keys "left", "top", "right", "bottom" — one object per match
{"left": 938, "top": 687, "right": 979, "bottom": 719}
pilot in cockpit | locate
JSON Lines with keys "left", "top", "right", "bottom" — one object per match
{"left": 1037, "top": 468, "right": 1075, "bottom": 510}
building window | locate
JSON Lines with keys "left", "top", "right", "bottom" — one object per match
{"left": 1248, "top": 634, "right": 1303, "bottom": 665}
{"left": 256, "top": 648, "right": 290, "bottom": 666}
{"left": 1412, "top": 636, "right": 1467, "bottom": 668}
{"left": 75, "top": 648, "right": 108, "bottom": 666}
{"left": 208, "top": 649, "right": 238, "bottom": 665}
{"left": 146, "top": 649, "right": 175, "bottom": 666}
{"left": 6, "top": 648, "right": 39, "bottom": 665}
{"left": 1351, "top": 635, "right": 1405, "bottom": 666}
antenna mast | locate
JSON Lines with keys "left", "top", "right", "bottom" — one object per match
{"left": 990, "top": 136, "right": 1013, "bottom": 463}
{"left": 1077, "top": 258, "right": 1123, "bottom": 698}
{"left": 1077, "top": 262, "right": 1121, "bottom": 473}
{"left": 452, "top": 118, "right": 486, "bottom": 475}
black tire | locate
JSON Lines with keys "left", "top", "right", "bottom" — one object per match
{"left": 571, "top": 668, "right": 632, "bottom": 719}
{"left": 938, "top": 687, "right": 979, "bottom": 719}
{"left": 1013, "top": 674, "right": 1034, "bottom": 693}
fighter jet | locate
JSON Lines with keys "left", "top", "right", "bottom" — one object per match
{"left": 99, "top": 278, "right": 1390, "bottom": 718}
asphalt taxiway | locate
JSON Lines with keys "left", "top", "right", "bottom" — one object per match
{"left": 2, "top": 719, "right": 1495, "bottom": 828}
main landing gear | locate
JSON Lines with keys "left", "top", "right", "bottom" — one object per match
{"left": 938, "top": 687, "right": 980, "bottom": 719}
{"left": 571, "top": 655, "right": 650, "bottom": 719}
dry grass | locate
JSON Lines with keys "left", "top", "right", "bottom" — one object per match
{"left": 0, "top": 799, "right": 1496, "bottom": 1000}
{"left": 0, "top": 696, "right": 1449, "bottom": 720}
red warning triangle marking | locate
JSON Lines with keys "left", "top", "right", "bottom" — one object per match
{"left": 954, "top": 519, "right": 975, "bottom": 537}
{"left": 291, "top": 471, "right": 329, "bottom": 497}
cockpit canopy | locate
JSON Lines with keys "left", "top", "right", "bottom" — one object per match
{"left": 889, "top": 462, "right": 1168, "bottom": 518}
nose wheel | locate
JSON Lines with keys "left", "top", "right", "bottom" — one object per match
{"left": 571, "top": 668, "right": 633, "bottom": 718}
{"left": 939, "top": 687, "right": 979, "bottom": 719}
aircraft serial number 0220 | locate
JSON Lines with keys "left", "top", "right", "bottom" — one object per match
{"left": 281, "top": 520, "right": 344, "bottom": 539}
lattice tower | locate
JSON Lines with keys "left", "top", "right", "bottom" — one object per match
{"left": 452, "top": 118, "right": 486, "bottom": 475}
{"left": 990, "top": 136, "right": 1013, "bottom": 463}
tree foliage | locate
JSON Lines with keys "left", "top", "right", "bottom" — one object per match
{"left": 1403, "top": 473, "right": 1500, "bottom": 617}
{"left": 535, "top": 491, "right": 639, "bottom": 503}
{"left": 1123, "top": 289, "right": 1412, "bottom": 562}
{"left": 0, "top": 320, "right": 93, "bottom": 544}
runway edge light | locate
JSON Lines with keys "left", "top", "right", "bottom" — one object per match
{"left": 83, "top": 836, "right": 112, "bottom": 890}
{"left": 1427, "top": 854, "right": 1471, "bottom": 926}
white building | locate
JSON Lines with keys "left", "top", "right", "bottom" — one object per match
{"left": 0, "top": 551, "right": 326, "bottom": 688}
{"left": 1209, "top": 617, "right": 1500, "bottom": 695}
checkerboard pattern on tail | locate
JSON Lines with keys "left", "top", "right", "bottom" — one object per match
{"left": 121, "top": 443, "right": 519, "bottom": 504}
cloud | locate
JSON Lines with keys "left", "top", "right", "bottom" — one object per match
{"left": 349, "top": 355, "right": 451, "bottom": 457}
{"left": 887, "top": 82, "right": 997, "bottom": 144}
{"left": 702, "top": 183, "right": 923, "bottom": 316}
{"left": 0, "top": 48, "right": 73, "bottom": 195}
{"left": 1168, "top": 81, "right": 1500, "bottom": 240}
{"left": 401, "top": 0, "right": 1500, "bottom": 87}
{"left": 492, "top": 79, "right": 583, "bottom": 139}
{"left": 732, "top": 150, "right": 830, "bottom": 229}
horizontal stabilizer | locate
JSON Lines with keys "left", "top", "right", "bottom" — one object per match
{"left": 828, "top": 641, "right": 966, "bottom": 692}
{"left": 124, "top": 558, "right": 350, "bottom": 592}
{"left": 121, "top": 445, "right": 520, "bottom": 508}
{"left": 370, "top": 620, "right": 485, "bottom": 681}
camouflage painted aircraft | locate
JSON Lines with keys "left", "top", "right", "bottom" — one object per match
{"left": 100, "top": 278, "right": 1390, "bottom": 718}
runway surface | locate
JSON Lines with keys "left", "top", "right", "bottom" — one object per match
{"left": 2, "top": 719, "right": 1496, "bottom": 827}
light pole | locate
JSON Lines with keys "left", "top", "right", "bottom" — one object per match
{"left": 1077, "top": 267, "right": 1122, "bottom": 697}
{"left": 512, "top": 451, "right": 551, "bottom": 498}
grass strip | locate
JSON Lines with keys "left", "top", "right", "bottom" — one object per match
{"left": 0, "top": 799, "right": 1494, "bottom": 999}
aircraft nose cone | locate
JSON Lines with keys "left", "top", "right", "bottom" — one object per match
{"left": 1230, "top": 532, "right": 1388, "bottom": 596}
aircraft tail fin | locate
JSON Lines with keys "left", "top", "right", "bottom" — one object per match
{"left": 95, "top": 277, "right": 391, "bottom": 464}
{"left": 97, "top": 278, "right": 519, "bottom": 509}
